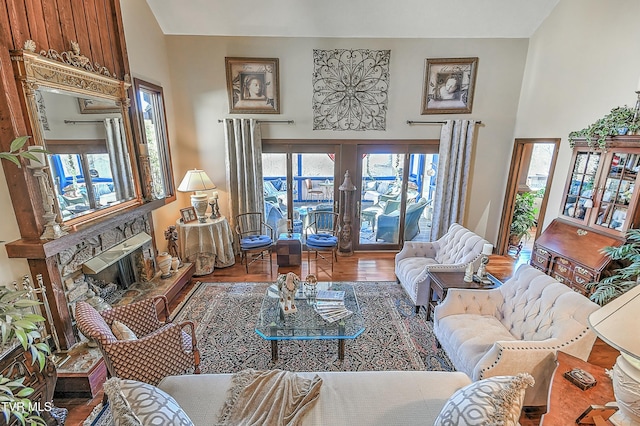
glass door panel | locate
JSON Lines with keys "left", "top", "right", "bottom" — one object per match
{"left": 355, "top": 150, "right": 435, "bottom": 250}
{"left": 561, "top": 151, "right": 600, "bottom": 223}
{"left": 593, "top": 151, "right": 638, "bottom": 232}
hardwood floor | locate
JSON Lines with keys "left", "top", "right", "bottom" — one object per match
{"left": 56, "top": 251, "right": 618, "bottom": 425}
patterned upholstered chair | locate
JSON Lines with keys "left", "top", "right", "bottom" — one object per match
{"left": 395, "top": 223, "right": 489, "bottom": 313}
{"left": 75, "top": 296, "right": 200, "bottom": 386}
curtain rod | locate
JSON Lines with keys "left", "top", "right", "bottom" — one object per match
{"left": 64, "top": 120, "right": 103, "bottom": 124}
{"left": 217, "top": 119, "right": 294, "bottom": 124}
{"left": 406, "top": 120, "right": 482, "bottom": 125}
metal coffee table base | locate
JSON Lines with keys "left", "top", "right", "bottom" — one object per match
{"left": 270, "top": 339, "right": 346, "bottom": 361}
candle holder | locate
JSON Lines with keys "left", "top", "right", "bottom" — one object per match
{"left": 209, "top": 197, "right": 220, "bottom": 219}
{"left": 29, "top": 164, "right": 67, "bottom": 240}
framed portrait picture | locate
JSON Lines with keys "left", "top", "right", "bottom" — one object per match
{"left": 77, "top": 98, "right": 120, "bottom": 114}
{"left": 225, "top": 57, "right": 280, "bottom": 114}
{"left": 180, "top": 206, "right": 198, "bottom": 224}
{"left": 421, "top": 57, "right": 478, "bottom": 115}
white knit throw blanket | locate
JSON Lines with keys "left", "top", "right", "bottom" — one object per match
{"left": 217, "top": 369, "right": 323, "bottom": 426}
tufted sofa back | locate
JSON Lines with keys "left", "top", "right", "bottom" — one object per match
{"left": 434, "top": 223, "right": 489, "bottom": 265}
{"left": 497, "top": 264, "right": 599, "bottom": 341}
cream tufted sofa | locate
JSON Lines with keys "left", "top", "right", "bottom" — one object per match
{"left": 434, "top": 263, "right": 600, "bottom": 407}
{"left": 395, "top": 223, "right": 489, "bottom": 313}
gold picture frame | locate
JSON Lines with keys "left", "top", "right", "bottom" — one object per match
{"left": 421, "top": 57, "right": 478, "bottom": 115}
{"left": 180, "top": 206, "right": 198, "bottom": 224}
{"left": 225, "top": 57, "right": 280, "bottom": 114}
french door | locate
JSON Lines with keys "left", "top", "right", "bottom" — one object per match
{"left": 262, "top": 144, "right": 338, "bottom": 236}
{"left": 354, "top": 144, "right": 438, "bottom": 251}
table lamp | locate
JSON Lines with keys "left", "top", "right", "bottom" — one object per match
{"left": 588, "top": 285, "right": 640, "bottom": 425}
{"left": 177, "top": 169, "right": 216, "bottom": 222}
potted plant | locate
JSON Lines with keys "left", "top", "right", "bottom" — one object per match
{"left": 509, "top": 191, "right": 537, "bottom": 247}
{"left": 0, "top": 286, "right": 51, "bottom": 425}
{"left": 569, "top": 106, "right": 640, "bottom": 149}
{"left": 586, "top": 228, "right": 640, "bottom": 305}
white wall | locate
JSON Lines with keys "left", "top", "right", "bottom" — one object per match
{"left": 119, "top": 0, "right": 183, "bottom": 252}
{"left": 161, "top": 36, "right": 528, "bottom": 243}
{"left": 516, "top": 0, "right": 640, "bottom": 231}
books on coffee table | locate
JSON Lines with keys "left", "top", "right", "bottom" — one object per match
{"left": 314, "top": 292, "right": 351, "bottom": 323}
{"left": 316, "top": 290, "right": 345, "bottom": 301}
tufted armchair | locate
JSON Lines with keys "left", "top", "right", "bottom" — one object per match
{"left": 395, "top": 223, "right": 489, "bottom": 313}
{"left": 434, "top": 264, "right": 600, "bottom": 407}
{"left": 75, "top": 296, "right": 200, "bottom": 386}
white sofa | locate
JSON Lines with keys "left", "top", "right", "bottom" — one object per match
{"left": 157, "top": 371, "right": 471, "bottom": 425}
{"left": 395, "top": 223, "right": 489, "bottom": 312}
{"left": 434, "top": 263, "right": 600, "bottom": 407}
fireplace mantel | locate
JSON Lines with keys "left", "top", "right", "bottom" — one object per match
{"left": 5, "top": 199, "right": 164, "bottom": 260}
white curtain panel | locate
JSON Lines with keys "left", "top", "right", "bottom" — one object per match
{"left": 430, "top": 120, "right": 476, "bottom": 241}
{"left": 104, "top": 117, "right": 133, "bottom": 200}
{"left": 224, "top": 118, "right": 265, "bottom": 235}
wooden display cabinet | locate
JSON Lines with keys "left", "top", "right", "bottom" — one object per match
{"left": 533, "top": 136, "right": 640, "bottom": 295}
{"left": 560, "top": 137, "right": 640, "bottom": 236}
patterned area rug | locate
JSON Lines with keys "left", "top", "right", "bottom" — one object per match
{"left": 173, "top": 281, "right": 453, "bottom": 373}
{"left": 84, "top": 281, "right": 453, "bottom": 425}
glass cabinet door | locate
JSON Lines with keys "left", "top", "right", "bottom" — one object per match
{"left": 592, "top": 151, "right": 640, "bottom": 232}
{"left": 561, "top": 151, "right": 601, "bottom": 224}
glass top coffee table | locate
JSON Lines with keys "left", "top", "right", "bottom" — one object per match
{"left": 255, "top": 282, "right": 365, "bottom": 361}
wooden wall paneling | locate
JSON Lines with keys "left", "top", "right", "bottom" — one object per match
{"left": 6, "top": 1, "right": 29, "bottom": 50}
{"left": 110, "top": 0, "right": 130, "bottom": 79}
{"left": 24, "top": 0, "right": 48, "bottom": 50}
{"left": 69, "top": 0, "right": 91, "bottom": 57}
{"left": 84, "top": 1, "right": 106, "bottom": 74}
{"left": 41, "top": 0, "right": 65, "bottom": 52}
{"left": 56, "top": 0, "right": 79, "bottom": 49}
{"left": 94, "top": 0, "right": 115, "bottom": 77}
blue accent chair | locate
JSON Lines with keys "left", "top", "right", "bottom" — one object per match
{"left": 235, "top": 212, "right": 274, "bottom": 273}
{"left": 305, "top": 210, "right": 339, "bottom": 272}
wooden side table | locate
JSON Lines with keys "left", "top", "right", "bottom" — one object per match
{"left": 426, "top": 271, "right": 501, "bottom": 320}
{"left": 542, "top": 351, "right": 615, "bottom": 425}
{"left": 276, "top": 233, "right": 302, "bottom": 266}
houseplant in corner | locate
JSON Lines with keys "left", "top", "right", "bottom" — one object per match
{"left": 568, "top": 105, "right": 640, "bottom": 149}
{"left": 586, "top": 228, "right": 640, "bottom": 306}
{"left": 509, "top": 191, "right": 537, "bottom": 248}
{"left": 0, "top": 286, "right": 51, "bottom": 425}
{"left": 0, "top": 136, "right": 52, "bottom": 425}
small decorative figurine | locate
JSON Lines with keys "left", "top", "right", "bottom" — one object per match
{"left": 464, "top": 263, "right": 474, "bottom": 282}
{"left": 277, "top": 272, "right": 300, "bottom": 314}
{"left": 164, "top": 225, "right": 179, "bottom": 259}
{"left": 305, "top": 274, "right": 318, "bottom": 304}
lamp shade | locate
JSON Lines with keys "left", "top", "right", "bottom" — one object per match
{"left": 177, "top": 169, "right": 216, "bottom": 193}
{"left": 588, "top": 284, "right": 640, "bottom": 359}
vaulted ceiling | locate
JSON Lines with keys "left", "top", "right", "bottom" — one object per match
{"left": 145, "top": 0, "right": 560, "bottom": 39}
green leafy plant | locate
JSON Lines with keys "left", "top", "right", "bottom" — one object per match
{"left": 586, "top": 228, "right": 640, "bottom": 305}
{"left": 569, "top": 106, "right": 640, "bottom": 149}
{"left": 0, "top": 287, "right": 50, "bottom": 425}
{"left": 510, "top": 191, "right": 537, "bottom": 243}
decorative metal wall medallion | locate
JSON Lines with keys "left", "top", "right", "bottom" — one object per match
{"left": 312, "top": 49, "right": 390, "bottom": 131}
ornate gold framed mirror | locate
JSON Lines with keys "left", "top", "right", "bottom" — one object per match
{"left": 11, "top": 41, "right": 142, "bottom": 226}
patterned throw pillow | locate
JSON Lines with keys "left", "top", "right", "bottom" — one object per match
{"left": 434, "top": 373, "right": 535, "bottom": 426}
{"left": 111, "top": 320, "right": 137, "bottom": 341}
{"left": 103, "top": 378, "right": 194, "bottom": 426}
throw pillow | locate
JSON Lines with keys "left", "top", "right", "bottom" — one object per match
{"left": 434, "top": 373, "right": 535, "bottom": 426}
{"left": 111, "top": 320, "right": 137, "bottom": 341}
{"left": 103, "top": 378, "right": 194, "bottom": 426}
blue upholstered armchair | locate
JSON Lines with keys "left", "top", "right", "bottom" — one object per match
{"left": 375, "top": 198, "right": 429, "bottom": 243}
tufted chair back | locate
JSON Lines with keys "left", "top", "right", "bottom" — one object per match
{"left": 434, "top": 223, "right": 488, "bottom": 265}
{"left": 497, "top": 264, "right": 599, "bottom": 342}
